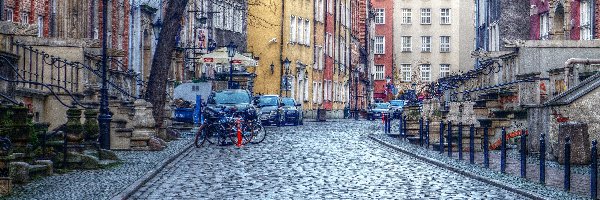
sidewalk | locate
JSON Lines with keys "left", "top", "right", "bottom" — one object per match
{"left": 370, "top": 133, "right": 588, "bottom": 200}
{"left": 6, "top": 136, "right": 193, "bottom": 200}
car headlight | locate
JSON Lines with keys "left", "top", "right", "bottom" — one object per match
{"left": 270, "top": 110, "right": 278, "bottom": 115}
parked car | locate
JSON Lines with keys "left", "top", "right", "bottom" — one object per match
{"left": 389, "top": 100, "right": 405, "bottom": 119}
{"left": 255, "top": 95, "right": 281, "bottom": 126}
{"left": 367, "top": 103, "right": 391, "bottom": 121}
{"left": 207, "top": 89, "right": 256, "bottom": 117}
{"left": 280, "top": 97, "right": 303, "bottom": 126}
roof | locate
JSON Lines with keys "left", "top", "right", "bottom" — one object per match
{"left": 545, "top": 72, "right": 600, "bottom": 106}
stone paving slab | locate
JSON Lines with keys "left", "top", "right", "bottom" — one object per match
{"left": 5, "top": 137, "right": 193, "bottom": 200}
{"left": 130, "top": 120, "right": 530, "bottom": 199}
{"left": 371, "top": 133, "right": 587, "bottom": 200}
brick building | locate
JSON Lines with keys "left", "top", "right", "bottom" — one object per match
{"left": 530, "top": 0, "right": 599, "bottom": 40}
{"left": 1, "top": 0, "right": 50, "bottom": 37}
{"left": 371, "top": 0, "right": 393, "bottom": 101}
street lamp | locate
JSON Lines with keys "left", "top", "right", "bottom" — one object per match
{"left": 270, "top": 62, "right": 275, "bottom": 74}
{"left": 354, "top": 70, "right": 359, "bottom": 120}
{"left": 152, "top": 19, "right": 162, "bottom": 40}
{"left": 98, "top": 0, "right": 112, "bottom": 150}
{"left": 283, "top": 57, "right": 291, "bottom": 97}
{"left": 227, "top": 42, "right": 237, "bottom": 89}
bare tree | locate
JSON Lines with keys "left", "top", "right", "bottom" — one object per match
{"left": 145, "top": 0, "right": 190, "bottom": 128}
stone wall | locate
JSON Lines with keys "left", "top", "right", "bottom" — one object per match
{"left": 550, "top": 86, "right": 600, "bottom": 148}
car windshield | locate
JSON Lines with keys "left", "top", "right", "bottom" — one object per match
{"left": 390, "top": 101, "right": 404, "bottom": 107}
{"left": 258, "top": 96, "right": 278, "bottom": 107}
{"left": 281, "top": 98, "right": 296, "bottom": 106}
{"left": 214, "top": 91, "right": 250, "bottom": 104}
{"left": 374, "top": 103, "right": 390, "bottom": 109}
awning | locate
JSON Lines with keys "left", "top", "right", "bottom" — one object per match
{"left": 199, "top": 47, "right": 257, "bottom": 66}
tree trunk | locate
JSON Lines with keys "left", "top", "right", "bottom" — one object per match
{"left": 145, "top": 0, "right": 189, "bottom": 128}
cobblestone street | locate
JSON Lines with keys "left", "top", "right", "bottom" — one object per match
{"left": 131, "top": 120, "right": 527, "bottom": 199}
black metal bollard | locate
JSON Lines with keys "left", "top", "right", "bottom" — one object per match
{"left": 458, "top": 123, "right": 463, "bottom": 160}
{"left": 439, "top": 121, "right": 445, "bottom": 154}
{"left": 483, "top": 126, "right": 489, "bottom": 168}
{"left": 425, "top": 120, "right": 430, "bottom": 149}
{"left": 564, "top": 136, "right": 571, "bottom": 191}
{"left": 591, "top": 140, "right": 598, "bottom": 199}
{"left": 399, "top": 114, "right": 403, "bottom": 136}
{"left": 419, "top": 118, "right": 424, "bottom": 147}
{"left": 386, "top": 114, "right": 391, "bottom": 134}
{"left": 470, "top": 124, "right": 475, "bottom": 164}
{"left": 520, "top": 130, "right": 527, "bottom": 178}
{"left": 540, "top": 133, "right": 546, "bottom": 185}
{"left": 403, "top": 115, "right": 408, "bottom": 139}
{"left": 501, "top": 128, "right": 507, "bottom": 174}
{"left": 448, "top": 121, "right": 453, "bottom": 157}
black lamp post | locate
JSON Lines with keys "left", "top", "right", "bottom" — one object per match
{"left": 227, "top": 42, "right": 237, "bottom": 89}
{"left": 152, "top": 19, "right": 162, "bottom": 40}
{"left": 283, "top": 57, "right": 291, "bottom": 97}
{"left": 98, "top": 0, "right": 111, "bottom": 150}
{"left": 270, "top": 62, "right": 275, "bottom": 74}
{"left": 354, "top": 70, "right": 359, "bottom": 120}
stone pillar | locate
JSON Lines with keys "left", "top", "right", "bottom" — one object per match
{"left": 130, "top": 100, "right": 156, "bottom": 150}
{"left": 446, "top": 102, "right": 461, "bottom": 124}
{"left": 83, "top": 109, "right": 99, "bottom": 143}
{"left": 65, "top": 107, "right": 83, "bottom": 144}
{"left": 554, "top": 122, "right": 591, "bottom": 165}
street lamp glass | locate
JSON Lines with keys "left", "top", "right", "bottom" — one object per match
{"left": 283, "top": 58, "right": 291, "bottom": 72}
{"left": 227, "top": 42, "right": 237, "bottom": 58}
{"left": 153, "top": 19, "right": 162, "bottom": 39}
{"left": 270, "top": 62, "right": 275, "bottom": 74}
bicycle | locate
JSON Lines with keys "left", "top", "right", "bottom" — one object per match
{"left": 195, "top": 107, "right": 255, "bottom": 147}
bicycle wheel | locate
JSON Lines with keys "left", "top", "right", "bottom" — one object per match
{"left": 194, "top": 125, "right": 207, "bottom": 148}
{"left": 250, "top": 122, "right": 266, "bottom": 144}
{"left": 206, "top": 124, "right": 225, "bottom": 145}
{"left": 230, "top": 123, "right": 253, "bottom": 146}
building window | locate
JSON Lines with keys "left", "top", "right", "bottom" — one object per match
{"left": 213, "top": 3, "right": 222, "bottom": 28}
{"left": 580, "top": 0, "right": 593, "bottom": 40}
{"left": 420, "top": 64, "right": 431, "bottom": 81}
{"left": 440, "top": 8, "right": 451, "bottom": 24}
{"left": 297, "top": 17, "right": 304, "bottom": 44}
{"left": 401, "top": 64, "right": 411, "bottom": 82}
{"left": 5, "top": 8, "right": 13, "bottom": 22}
{"left": 21, "top": 13, "right": 29, "bottom": 24}
{"left": 316, "top": 0, "right": 324, "bottom": 22}
{"left": 491, "top": 24, "right": 500, "bottom": 51}
{"left": 305, "top": 20, "right": 310, "bottom": 45}
{"left": 313, "top": 81, "right": 318, "bottom": 103}
{"left": 440, "top": 64, "right": 450, "bottom": 78}
{"left": 401, "top": 8, "right": 411, "bottom": 24}
{"left": 374, "top": 65, "right": 385, "bottom": 80}
{"left": 440, "top": 36, "right": 450, "bottom": 52}
{"left": 540, "top": 13, "right": 549, "bottom": 40}
{"left": 420, "top": 8, "right": 431, "bottom": 24}
{"left": 374, "top": 36, "right": 385, "bottom": 54}
{"left": 421, "top": 36, "right": 431, "bottom": 52}
{"left": 327, "top": 0, "right": 333, "bottom": 14}
{"left": 290, "top": 16, "right": 296, "bottom": 43}
{"left": 37, "top": 16, "right": 44, "bottom": 37}
{"left": 375, "top": 9, "right": 385, "bottom": 24}
{"left": 401, "top": 36, "right": 412, "bottom": 52}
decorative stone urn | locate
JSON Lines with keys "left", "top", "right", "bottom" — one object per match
{"left": 130, "top": 100, "right": 156, "bottom": 150}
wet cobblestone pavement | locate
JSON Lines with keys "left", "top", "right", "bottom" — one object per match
{"left": 131, "top": 120, "right": 527, "bottom": 199}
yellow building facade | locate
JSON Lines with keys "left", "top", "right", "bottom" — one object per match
{"left": 248, "top": 0, "right": 315, "bottom": 112}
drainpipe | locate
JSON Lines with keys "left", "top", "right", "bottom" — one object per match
{"left": 563, "top": 58, "right": 600, "bottom": 88}
{"left": 592, "top": 0, "right": 596, "bottom": 39}
{"left": 279, "top": 0, "right": 285, "bottom": 96}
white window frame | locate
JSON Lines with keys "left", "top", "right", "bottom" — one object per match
{"left": 580, "top": 0, "right": 593, "bottom": 40}
{"left": 489, "top": 24, "right": 500, "bottom": 51}
{"left": 37, "top": 15, "right": 44, "bottom": 37}
{"left": 327, "top": 0, "right": 333, "bottom": 14}
{"left": 375, "top": 8, "right": 385, "bottom": 24}
{"left": 305, "top": 20, "right": 310, "bottom": 45}
{"left": 440, "top": 36, "right": 450, "bottom": 52}
{"left": 401, "top": 64, "right": 412, "bottom": 82}
{"left": 20, "top": 12, "right": 29, "bottom": 24}
{"left": 540, "top": 13, "right": 550, "bottom": 40}
{"left": 421, "top": 36, "right": 431, "bottom": 52}
{"left": 213, "top": 3, "right": 222, "bottom": 28}
{"left": 440, "top": 64, "right": 450, "bottom": 78}
{"left": 401, "top": 36, "right": 412, "bottom": 52}
{"left": 313, "top": 81, "right": 318, "bottom": 103}
{"left": 420, "top": 8, "right": 431, "bottom": 24}
{"left": 290, "top": 16, "right": 297, "bottom": 43}
{"left": 440, "top": 8, "right": 451, "bottom": 25}
{"left": 401, "top": 8, "right": 411, "bottom": 24}
{"left": 304, "top": 77, "right": 309, "bottom": 101}
{"left": 420, "top": 64, "right": 431, "bottom": 82}
{"left": 318, "top": 82, "right": 323, "bottom": 103}
{"left": 5, "top": 8, "right": 13, "bottom": 22}
{"left": 374, "top": 36, "right": 385, "bottom": 54}
{"left": 297, "top": 17, "right": 304, "bottom": 44}
{"left": 374, "top": 65, "right": 385, "bottom": 80}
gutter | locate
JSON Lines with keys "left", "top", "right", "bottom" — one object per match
{"left": 279, "top": 0, "right": 285, "bottom": 96}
